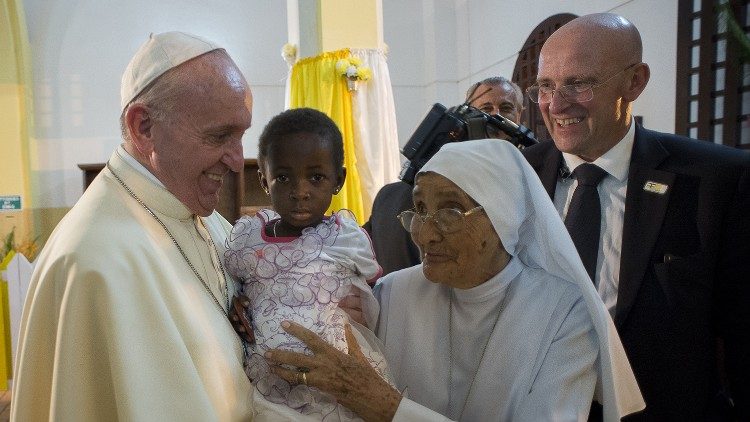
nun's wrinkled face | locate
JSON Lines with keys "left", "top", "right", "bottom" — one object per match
{"left": 411, "top": 172, "right": 510, "bottom": 289}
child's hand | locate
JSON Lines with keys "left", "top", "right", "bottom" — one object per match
{"left": 339, "top": 290, "right": 366, "bottom": 327}
{"left": 229, "top": 295, "right": 254, "bottom": 343}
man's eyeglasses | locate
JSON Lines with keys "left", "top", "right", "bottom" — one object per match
{"left": 526, "top": 63, "right": 640, "bottom": 104}
{"left": 397, "top": 206, "right": 484, "bottom": 234}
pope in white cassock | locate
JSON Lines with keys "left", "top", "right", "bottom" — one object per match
{"left": 11, "top": 32, "right": 255, "bottom": 421}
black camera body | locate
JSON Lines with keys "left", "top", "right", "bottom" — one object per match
{"left": 399, "top": 103, "right": 537, "bottom": 184}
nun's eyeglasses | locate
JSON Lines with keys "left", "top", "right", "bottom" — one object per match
{"left": 397, "top": 206, "right": 484, "bottom": 234}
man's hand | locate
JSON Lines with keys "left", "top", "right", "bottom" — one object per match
{"left": 229, "top": 295, "right": 254, "bottom": 343}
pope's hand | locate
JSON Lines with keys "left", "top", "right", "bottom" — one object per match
{"left": 229, "top": 294, "right": 254, "bottom": 343}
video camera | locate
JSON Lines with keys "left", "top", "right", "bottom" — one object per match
{"left": 399, "top": 103, "right": 537, "bottom": 184}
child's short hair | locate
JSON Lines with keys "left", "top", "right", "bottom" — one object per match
{"left": 258, "top": 108, "right": 344, "bottom": 169}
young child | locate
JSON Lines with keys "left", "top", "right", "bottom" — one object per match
{"left": 224, "top": 108, "right": 388, "bottom": 421}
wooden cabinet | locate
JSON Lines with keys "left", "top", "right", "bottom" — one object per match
{"left": 237, "top": 159, "right": 272, "bottom": 220}
{"left": 78, "top": 159, "right": 271, "bottom": 222}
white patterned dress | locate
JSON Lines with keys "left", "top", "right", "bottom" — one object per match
{"left": 225, "top": 209, "right": 389, "bottom": 421}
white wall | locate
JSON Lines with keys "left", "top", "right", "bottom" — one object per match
{"left": 25, "top": 0, "right": 680, "bottom": 208}
{"left": 25, "top": 0, "right": 289, "bottom": 208}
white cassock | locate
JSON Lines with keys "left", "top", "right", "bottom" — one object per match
{"left": 375, "top": 139, "right": 645, "bottom": 421}
{"left": 11, "top": 146, "right": 254, "bottom": 421}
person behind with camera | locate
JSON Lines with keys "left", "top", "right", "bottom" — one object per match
{"left": 464, "top": 76, "right": 523, "bottom": 129}
{"left": 363, "top": 77, "right": 525, "bottom": 276}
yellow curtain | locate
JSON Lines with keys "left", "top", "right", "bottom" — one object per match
{"left": 1, "top": 0, "right": 33, "bottom": 390}
{"left": 288, "top": 49, "right": 365, "bottom": 223}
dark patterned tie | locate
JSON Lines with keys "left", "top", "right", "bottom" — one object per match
{"left": 564, "top": 163, "right": 608, "bottom": 282}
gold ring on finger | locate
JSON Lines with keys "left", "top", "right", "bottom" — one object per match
{"left": 301, "top": 372, "right": 308, "bottom": 386}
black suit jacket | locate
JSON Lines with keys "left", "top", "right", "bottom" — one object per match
{"left": 522, "top": 125, "right": 750, "bottom": 420}
{"left": 363, "top": 181, "right": 420, "bottom": 276}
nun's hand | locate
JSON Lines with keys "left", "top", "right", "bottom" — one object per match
{"left": 265, "top": 321, "right": 401, "bottom": 422}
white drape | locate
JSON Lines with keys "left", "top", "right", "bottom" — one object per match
{"left": 349, "top": 48, "right": 401, "bottom": 217}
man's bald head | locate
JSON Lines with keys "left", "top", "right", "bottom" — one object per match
{"left": 535, "top": 13, "right": 650, "bottom": 161}
{"left": 543, "top": 13, "right": 642, "bottom": 71}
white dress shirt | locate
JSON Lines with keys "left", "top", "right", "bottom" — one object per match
{"left": 554, "top": 123, "right": 635, "bottom": 316}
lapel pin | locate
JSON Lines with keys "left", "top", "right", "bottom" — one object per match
{"left": 643, "top": 181, "right": 668, "bottom": 194}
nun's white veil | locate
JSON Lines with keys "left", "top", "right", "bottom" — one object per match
{"left": 420, "top": 139, "right": 645, "bottom": 420}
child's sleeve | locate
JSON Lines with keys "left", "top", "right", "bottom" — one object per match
{"left": 336, "top": 214, "right": 383, "bottom": 284}
{"left": 223, "top": 215, "right": 258, "bottom": 279}
{"left": 331, "top": 214, "right": 384, "bottom": 329}
{"left": 359, "top": 227, "right": 384, "bottom": 286}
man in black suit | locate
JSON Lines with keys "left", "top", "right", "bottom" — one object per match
{"left": 522, "top": 13, "right": 749, "bottom": 420}
{"left": 364, "top": 77, "right": 524, "bottom": 275}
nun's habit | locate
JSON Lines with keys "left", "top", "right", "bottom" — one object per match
{"left": 375, "top": 140, "right": 645, "bottom": 421}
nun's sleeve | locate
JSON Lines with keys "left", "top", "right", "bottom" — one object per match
{"left": 392, "top": 398, "right": 453, "bottom": 422}
{"left": 512, "top": 296, "right": 598, "bottom": 421}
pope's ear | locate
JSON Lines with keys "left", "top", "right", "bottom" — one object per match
{"left": 125, "top": 104, "right": 156, "bottom": 155}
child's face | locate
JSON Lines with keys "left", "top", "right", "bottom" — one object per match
{"left": 260, "top": 132, "right": 344, "bottom": 235}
